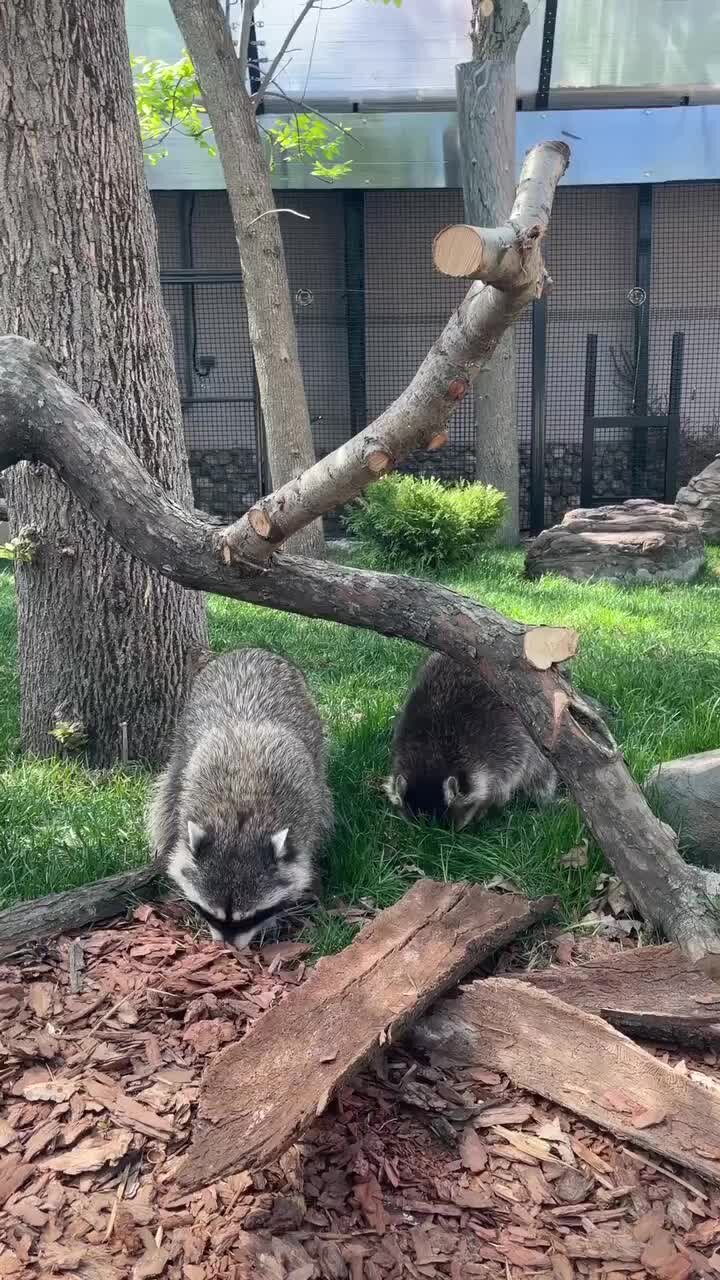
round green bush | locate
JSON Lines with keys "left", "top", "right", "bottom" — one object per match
{"left": 346, "top": 473, "right": 506, "bottom": 570}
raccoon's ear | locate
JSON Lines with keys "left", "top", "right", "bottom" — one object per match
{"left": 443, "top": 775, "right": 460, "bottom": 806}
{"left": 384, "top": 774, "right": 407, "bottom": 807}
{"left": 270, "top": 828, "right": 291, "bottom": 861}
{"left": 187, "top": 820, "right": 209, "bottom": 856}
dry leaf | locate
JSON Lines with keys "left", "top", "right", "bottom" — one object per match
{"left": 560, "top": 841, "right": 589, "bottom": 869}
{"left": 630, "top": 1100, "right": 667, "bottom": 1130}
{"left": 476, "top": 1103, "right": 534, "bottom": 1128}
{"left": 354, "top": 1176, "right": 386, "bottom": 1234}
{"left": 641, "top": 1231, "right": 679, "bottom": 1272}
{"left": 460, "top": 1127, "right": 488, "bottom": 1173}
{"left": 552, "top": 1255, "right": 575, "bottom": 1280}
{"left": 496, "top": 1241, "right": 549, "bottom": 1267}
{"left": 28, "top": 982, "right": 54, "bottom": 1019}
{"left": 21, "top": 1078, "right": 78, "bottom": 1103}
{"left": 40, "top": 1128, "right": 132, "bottom": 1174}
{"left": 132, "top": 1247, "right": 170, "bottom": 1279}
{"left": 493, "top": 1124, "right": 556, "bottom": 1163}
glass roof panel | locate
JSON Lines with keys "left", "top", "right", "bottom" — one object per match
{"left": 552, "top": 0, "right": 720, "bottom": 89}
{"left": 251, "top": 0, "right": 545, "bottom": 102}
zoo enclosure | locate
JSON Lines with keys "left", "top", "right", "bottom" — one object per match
{"left": 153, "top": 182, "right": 720, "bottom": 532}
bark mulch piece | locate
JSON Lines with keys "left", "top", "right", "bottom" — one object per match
{"left": 2, "top": 911, "right": 720, "bottom": 1278}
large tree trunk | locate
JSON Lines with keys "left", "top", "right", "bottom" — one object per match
{"left": 0, "top": 0, "right": 207, "bottom": 766}
{"left": 168, "top": 0, "right": 325, "bottom": 559}
{"left": 456, "top": 0, "right": 531, "bottom": 545}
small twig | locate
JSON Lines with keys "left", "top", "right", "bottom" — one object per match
{"left": 266, "top": 80, "right": 362, "bottom": 145}
{"left": 253, "top": 0, "right": 319, "bottom": 104}
{"left": 120, "top": 721, "right": 128, "bottom": 765}
{"left": 620, "top": 1146, "right": 709, "bottom": 1200}
{"left": 245, "top": 208, "right": 311, "bottom": 228}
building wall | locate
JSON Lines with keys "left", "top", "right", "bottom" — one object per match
{"left": 153, "top": 181, "right": 720, "bottom": 527}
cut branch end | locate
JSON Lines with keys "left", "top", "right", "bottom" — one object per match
{"left": 366, "top": 450, "right": 393, "bottom": 476}
{"left": 523, "top": 626, "right": 579, "bottom": 671}
{"left": 433, "top": 224, "right": 487, "bottom": 279}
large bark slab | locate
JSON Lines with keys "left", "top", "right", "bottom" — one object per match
{"left": 175, "top": 881, "right": 554, "bottom": 1189}
{"left": 522, "top": 942, "right": 720, "bottom": 1017}
{"left": 1, "top": 335, "right": 719, "bottom": 961}
{"left": 419, "top": 978, "right": 720, "bottom": 1185}
{"left": 0, "top": 867, "right": 161, "bottom": 960}
{"left": 521, "top": 943, "right": 720, "bottom": 1047}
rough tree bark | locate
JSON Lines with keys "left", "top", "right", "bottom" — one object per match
{"left": 457, "top": 0, "right": 531, "bottom": 544}
{"left": 168, "top": 0, "right": 325, "bottom": 559}
{"left": 1, "top": 139, "right": 718, "bottom": 960}
{"left": 0, "top": 0, "right": 207, "bottom": 765}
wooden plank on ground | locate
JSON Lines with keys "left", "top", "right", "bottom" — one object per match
{"left": 418, "top": 977, "right": 720, "bottom": 1186}
{"left": 176, "top": 880, "right": 555, "bottom": 1189}
{"left": 520, "top": 943, "right": 720, "bottom": 1048}
{"left": 0, "top": 866, "right": 162, "bottom": 959}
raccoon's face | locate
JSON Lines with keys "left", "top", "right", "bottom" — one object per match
{"left": 384, "top": 773, "right": 485, "bottom": 830}
{"left": 168, "top": 819, "right": 315, "bottom": 949}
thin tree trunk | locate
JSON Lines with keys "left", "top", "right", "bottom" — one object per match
{"left": 0, "top": 0, "right": 207, "bottom": 766}
{"left": 457, "top": 0, "right": 531, "bottom": 544}
{"left": 168, "top": 0, "right": 325, "bottom": 559}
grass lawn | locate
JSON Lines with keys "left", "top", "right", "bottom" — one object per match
{"left": 2, "top": 549, "right": 720, "bottom": 950}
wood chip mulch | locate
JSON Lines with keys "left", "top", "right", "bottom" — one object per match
{"left": 2, "top": 904, "right": 720, "bottom": 1279}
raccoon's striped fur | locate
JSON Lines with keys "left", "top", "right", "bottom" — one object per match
{"left": 385, "top": 652, "right": 556, "bottom": 829}
{"left": 148, "top": 648, "right": 334, "bottom": 947}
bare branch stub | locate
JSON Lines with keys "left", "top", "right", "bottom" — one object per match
{"left": 219, "top": 139, "right": 570, "bottom": 568}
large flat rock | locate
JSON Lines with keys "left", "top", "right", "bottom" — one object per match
{"left": 645, "top": 749, "right": 720, "bottom": 870}
{"left": 525, "top": 499, "right": 705, "bottom": 584}
{"left": 676, "top": 455, "right": 720, "bottom": 543}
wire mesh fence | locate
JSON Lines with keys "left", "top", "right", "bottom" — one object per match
{"left": 154, "top": 180, "right": 720, "bottom": 531}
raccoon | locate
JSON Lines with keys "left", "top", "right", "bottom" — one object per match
{"left": 148, "top": 648, "right": 334, "bottom": 948}
{"left": 384, "top": 652, "right": 556, "bottom": 829}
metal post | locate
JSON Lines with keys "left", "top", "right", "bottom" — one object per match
{"left": 664, "top": 331, "right": 684, "bottom": 502}
{"left": 535, "top": 0, "right": 558, "bottom": 110}
{"left": 631, "top": 184, "right": 652, "bottom": 495}
{"left": 529, "top": 297, "right": 547, "bottom": 533}
{"left": 343, "top": 192, "right": 367, "bottom": 437}
{"left": 581, "top": 334, "right": 598, "bottom": 507}
{"left": 179, "top": 193, "right": 196, "bottom": 402}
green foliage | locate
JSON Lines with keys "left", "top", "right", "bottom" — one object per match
{"left": 130, "top": 51, "right": 352, "bottom": 179}
{"left": 131, "top": 53, "right": 215, "bottom": 165}
{"left": 0, "top": 534, "right": 35, "bottom": 564}
{"left": 49, "top": 720, "right": 88, "bottom": 752}
{"left": 346, "top": 474, "right": 507, "bottom": 569}
{"left": 265, "top": 114, "right": 352, "bottom": 181}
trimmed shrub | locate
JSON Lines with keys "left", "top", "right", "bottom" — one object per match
{"left": 346, "top": 474, "right": 506, "bottom": 570}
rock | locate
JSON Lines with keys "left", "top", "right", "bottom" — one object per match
{"left": 525, "top": 500, "right": 705, "bottom": 585}
{"left": 676, "top": 454, "right": 720, "bottom": 543}
{"left": 645, "top": 750, "right": 720, "bottom": 870}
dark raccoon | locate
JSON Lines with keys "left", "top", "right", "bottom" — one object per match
{"left": 148, "top": 648, "right": 334, "bottom": 947}
{"left": 385, "top": 652, "right": 556, "bottom": 828}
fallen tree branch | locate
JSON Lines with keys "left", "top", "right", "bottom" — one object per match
{"left": 216, "top": 139, "right": 569, "bottom": 566}
{"left": 175, "top": 881, "right": 555, "bottom": 1188}
{"left": 417, "top": 978, "right": 720, "bottom": 1187}
{"left": 1, "top": 334, "right": 718, "bottom": 959}
{"left": 0, "top": 866, "right": 162, "bottom": 960}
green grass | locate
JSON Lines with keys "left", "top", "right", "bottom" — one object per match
{"left": 2, "top": 550, "right": 720, "bottom": 946}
